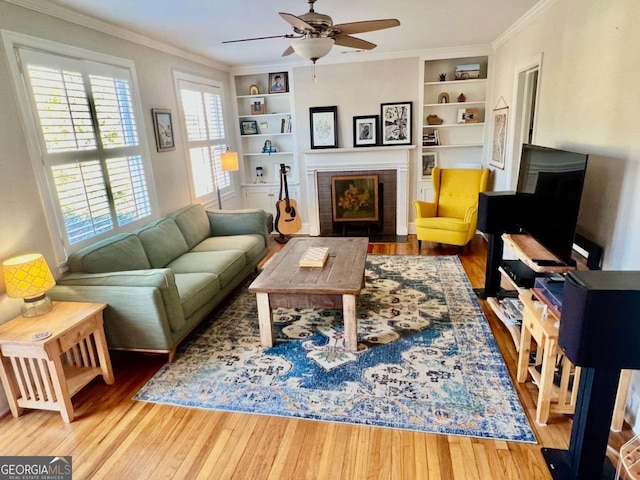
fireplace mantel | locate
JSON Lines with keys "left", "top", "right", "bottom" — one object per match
{"left": 304, "top": 145, "right": 415, "bottom": 236}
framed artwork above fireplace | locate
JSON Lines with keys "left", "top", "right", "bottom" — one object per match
{"left": 331, "top": 175, "right": 379, "bottom": 222}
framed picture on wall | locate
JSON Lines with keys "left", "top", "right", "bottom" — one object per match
{"left": 381, "top": 101, "right": 412, "bottom": 145}
{"left": 490, "top": 106, "right": 509, "bottom": 169}
{"left": 421, "top": 152, "right": 437, "bottom": 178}
{"left": 309, "top": 106, "right": 338, "bottom": 149}
{"left": 151, "top": 108, "right": 175, "bottom": 152}
{"left": 268, "top": 72, "right": 289, "bottom": 93}
{"left": 353, "top": 115, "right": 379, "bottom": 147}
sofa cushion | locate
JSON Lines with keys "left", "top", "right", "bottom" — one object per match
{"left": 68, "top": 233, "right": 151, "bottom": 273}
{"left": 191, "top": 234, "right": 265, "bottom": 265}
{"left": 136, "top": 218, "right": 189, "bottom": 268}
{"left": 415, "top": 216, "right": 470, "bottom": 232}
{"left": 168, "top": 250, "right": 246, "bottom": 288}
{"left": 174, "top": 272, "right": 220, "bottom": 320}
{"left": 169, "top": 204, "right": 211, "bottom": 250}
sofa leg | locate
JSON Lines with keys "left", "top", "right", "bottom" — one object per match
{"left": 458, "top": 245, "right": 464, "bottom": 255}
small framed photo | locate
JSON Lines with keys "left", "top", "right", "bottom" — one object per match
{"left": 250, "top": 97, "right": 265, "bottom": 115}
{"left": 309, "top": 106, "right": 338, "bottom": 149}
{"left": 421, "top": 152, "right": 438, "bottom": 178}
{"left": 381, "top": 101, "right": 412, "bottom": 145}
{"left": 457, "top": 108, "right": 481, "bottom": 123}
{"left": 353, "top": 115, "right": 379, "bottom": 147}
{"left": 268, "top": 72, "right": 289, "bottom": 94}
{"left": 240, "top": 120, "right": 259, "bottom": 135}
{"left": 151, "top": 108, "right": 175, "bottom": 152}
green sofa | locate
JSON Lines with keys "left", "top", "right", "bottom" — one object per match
{"left": 48, "top": 204, "right": 272, "bottom": 360}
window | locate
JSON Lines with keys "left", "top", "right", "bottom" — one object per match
{"left": 3, "top": 32, "right": 155, "bottom": 255}
{"left": 175, "top": 74, "right": 231, "bottom": 204}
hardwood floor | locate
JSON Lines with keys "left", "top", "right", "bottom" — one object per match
{"left": 0, "top": 235, "right": 633, "bottom": 479}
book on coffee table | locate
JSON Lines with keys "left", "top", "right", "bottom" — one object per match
{"left": 299, "top": 247, "right": 330, "bottom": 267}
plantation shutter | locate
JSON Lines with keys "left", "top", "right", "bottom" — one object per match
{"left": 177, "top": 78, "right": 230, "bottom": 202}
{"left": 18, "top": 48, "right": 152, "bottom": 246}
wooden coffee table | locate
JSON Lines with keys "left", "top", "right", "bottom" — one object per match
{"left": 248, "top": 237, "right": 368, "bottom": 351}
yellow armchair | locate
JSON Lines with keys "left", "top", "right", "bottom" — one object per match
{"left": 414, "top": 167, "right": 490, "bottom": 251}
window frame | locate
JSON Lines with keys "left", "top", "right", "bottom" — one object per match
{"left": 173, "top": 71, "right": 235, "bottom": 208}
{"left": 1, "top": 30, "right": 158, "bottom": 265}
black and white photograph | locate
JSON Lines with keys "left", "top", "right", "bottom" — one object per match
{"left": 381, "top": 101, "right": 412, "bottom": 145}
{"left": 353, "top": 115, "right": 379, "bottom": 147}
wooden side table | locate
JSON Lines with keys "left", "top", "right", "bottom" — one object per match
{"left": 0, "top": 301, "right": 113, "bottom": 422}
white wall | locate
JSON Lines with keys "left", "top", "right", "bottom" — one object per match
{"left": 489, "top": 0, "right": 640, "bottom": 428}
{"left": 291, "top": 58, "right": 419, "bottom": 226}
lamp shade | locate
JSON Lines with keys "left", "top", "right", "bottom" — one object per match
{"left": 220, "top": 150, "right": 239, "bottom": 172}
{"left": 291, "top": 37, "right": 335, "bottom": 62}
{"left": 3, "top": 253, "right": 56, "bottom": 299}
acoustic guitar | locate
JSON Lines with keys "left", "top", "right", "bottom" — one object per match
{"left": 275, "top": 163, "right": 302, "bottom": 236}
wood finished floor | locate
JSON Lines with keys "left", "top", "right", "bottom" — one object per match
{"left": 0, "top": 235, "right": 633, "bottom": 479}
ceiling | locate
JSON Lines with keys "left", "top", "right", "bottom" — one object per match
{"left": 46, "top": 0, "right": 541, "bottom": 68}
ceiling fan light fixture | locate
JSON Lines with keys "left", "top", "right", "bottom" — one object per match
{"left": 291, "top": 37, "right": 335, "bottom": 62}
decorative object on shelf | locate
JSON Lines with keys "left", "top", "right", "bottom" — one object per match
{"left": 491, "top": 104, "right": 509, "bottom": 170}
{"left": 437, "top": 92, "right": 450, "bottom": 104}
{"left": 457, "top": 108, "right": 480, "bottom": 123}
{"left": 455, "top": 63, "right": 481, "bottom": 80}
{"left": 2, "top": 253, "right": 56, "bottom": 317}
{"left": 309, "top": 105, "right": 338, "bottom": 149}
{"left": 331, "top": 174, "right": 379, "bottom": 222}
{"left": 353, "top": 115, "right": 379, "bottom": 147}
{"left": 426, "top": 114, "right": 443, "bottom": 125}
{"left": 268, "top": 72, "right": 289, "bottom": 94}
{"left": 151, "top": 108, "right": 175, "bottom": 152}
{"left": 421, "top": 152, "right": 437, "bottom": 178}
{"left": 439, "top": 73, "right": 446, "bottom": 81}
{"left": 249, "top": 84, "right": 259, "bottom": 95}
{"left": 259, "top": 121, "right": 269, "bottom": 132}
{"left": 422, "top": 129, "right": 439, "bottom": 146}
{"left": 380, "top": 101, "right": 412, "bottom": 146}
{"left": 457, "top": 92, "right": 466, "bottom": 103}
{"left": 250, "top": 97, "right": 265, "bottom": 115}
{"left": 216, "top": 148, "right": 239, "bottom": 209}
{"left": 254, "top": 166, "right": 265, "bottom": 184}
{"left": 240, "top": 120, "right": 259, "bottom": 135}
{"left": 262, "top": 139, "right": 278, "bottom": 154}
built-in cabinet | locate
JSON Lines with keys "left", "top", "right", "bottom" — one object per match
{"left": 233, "top": 72, "right": 298, "bottom": 217}
{"left": 416, "top": 55, "right": 489, "bottom": 202}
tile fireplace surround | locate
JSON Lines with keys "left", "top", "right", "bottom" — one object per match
{"left": 304, "top": 146, "right": 414, "bottom": 236}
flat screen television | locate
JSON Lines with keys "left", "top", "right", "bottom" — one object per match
{"left": 516, "top": 144, "right": 589, "bottom": 265}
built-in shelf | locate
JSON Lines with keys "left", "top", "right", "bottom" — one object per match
{"left": 423, "top": 143, "right": 483, "bottom": 149}
{"left": 423, "top": 123, "right": 485, "bottom": 128}
{"left": 424, "top": 78, "right": 487, "bottom": 87}
{"left": 423, "top": 101, "right": 486, "bottom": 107}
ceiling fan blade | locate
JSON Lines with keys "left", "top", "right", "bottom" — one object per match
{"left": 334, "top": 35, "right": 377, "bottom": 50}
{"left": 332, "top": 19, "right": 400, "bottom": 35}
{"left": 282, "top": 45, "right": 295, "bottom": 57}
{"left": 222, "top": 34, "right": 294, "bottom": 44}
{"left": 279, "top": 12, "right": 315, "bottom": 32}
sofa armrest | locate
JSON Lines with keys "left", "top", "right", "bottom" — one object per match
{"left": 57, "top": 268, "right": 175, "bottom": 288}
{"left": 207, "top": 209, "right": 272, "bottom": 245}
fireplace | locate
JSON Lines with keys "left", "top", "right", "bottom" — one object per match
{"left": 304, "top": 146, "right": 414, "bottom": 237}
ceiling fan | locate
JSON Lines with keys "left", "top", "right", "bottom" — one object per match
{"left": 222, "top": 0, "right": 400, "bottom": 63}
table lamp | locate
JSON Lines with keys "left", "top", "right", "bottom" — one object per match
{"left": 217, "top": 148, "right": 239, "bottom": 209}
{"left": 3, "top": 253, "right": 56, "bottom": 317}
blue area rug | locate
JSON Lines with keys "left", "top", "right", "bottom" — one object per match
{"left": 134, "top": 255, "right": 536, "bottom": 443}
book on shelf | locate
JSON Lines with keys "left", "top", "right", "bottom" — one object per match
{"left": 422, "top": 128, "right": 439, "bottom": 146}
{"left": 280, "top": 115, "right": 292, "bottom": 133}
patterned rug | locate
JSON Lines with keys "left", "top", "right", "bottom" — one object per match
{"left": 134, "top": 255, "right": 536, "bottom": 443}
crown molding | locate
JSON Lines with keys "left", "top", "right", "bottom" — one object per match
{"left": 492, "top": 0, "right": 561, "bottom": 49}
{"left": 4, "top": 0, "right": 231, "bottom": 71}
